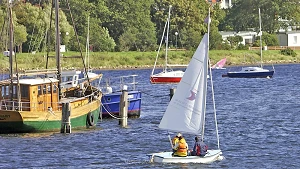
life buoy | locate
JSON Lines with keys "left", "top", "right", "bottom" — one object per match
{"left": 87, "top": 112, "right": 95, "bottom": 126}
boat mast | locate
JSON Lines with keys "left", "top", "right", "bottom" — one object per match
{"left": 55, "top": 0, "right": 62, "bottom": 99}
{"left": 202, "top": 6, "right": 211, "bottom": 141}
{"left": 8, "top": 0, "right": 13, "bottom": 102}
{"left": 259, "top": 8, "right": 263, "bottom": 68}
{"left": 164, "top": 5, "right": 171, "bottom": 72}
{"left": 85, "top": 15, "right": 90, "bottom": 72}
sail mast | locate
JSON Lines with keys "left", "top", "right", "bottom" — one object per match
{"left": 259, "top": 8, "right": 263, "bottom": 68}
{"left": 164, "top": 5, "right": 171, "bottom": 72}
{"left": 201, "top": 7, "right": 211, "bottom": 140}
{"left": 55, "top": 0, "right": 62, "bottom": 99}
{"left": 8, "top": 0, "right": 13, "bottom": 102}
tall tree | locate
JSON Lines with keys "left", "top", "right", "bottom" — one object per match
{"left": 223, "top": 0, "right": 300, "bottom": 33}
{"left": 100, "top": 0, "right": 156, "bottom": 51}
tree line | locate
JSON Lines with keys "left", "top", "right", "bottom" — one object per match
{"left": 0, "top": 0, "right": 299, "bottom": 53}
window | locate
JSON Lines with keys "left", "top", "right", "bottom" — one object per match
{"left": 48, "top": 85, "right": 51, "bottom": 93}
{"left": 53, "top": 84, "right": 57, "bottom": 93}
{"left": 21, "top": 85, "right": 29, "bottom": 98}
{"left": 13, "top": 85, "right": 17, "bottom": 97}
{"left": 43, "top": 85, "right": 47, "bottom": 94}
{"left": 38, "top": 86, "right": 42, "bottom": 95}
{"left": 5, "top": 86, "right": 9, "bottom": 96}
{"left": 293, "top": 36, "right": 297, "bottom": 44}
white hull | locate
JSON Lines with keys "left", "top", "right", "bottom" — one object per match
{"left": 148, "top": 150, "right": 223, "bottom": 163}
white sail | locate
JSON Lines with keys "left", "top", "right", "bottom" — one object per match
{"left": 159, "top": 34, "right": 209, "bottom": 135}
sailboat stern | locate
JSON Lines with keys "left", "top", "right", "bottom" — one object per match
{"left": 148, "top": 149, "right": 223, "bottom": 163}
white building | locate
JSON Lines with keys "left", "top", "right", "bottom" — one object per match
{"left": 277, "top": 31, "right": 300, "bottom": 47}
{"left": 219, "top": 31, "right": 257, "bottom": 45}
{"left": 207, "top": 0, "right": 232, "bottom": 9}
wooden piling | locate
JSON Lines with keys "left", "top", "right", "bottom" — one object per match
{"left": 61, "top": 102, "right": 71, "bottom": 133}
{"left": 170, "top": 88, "right": 176, "bottom": 100}
{"left": 119, "top": 90, "right": 128, "bottom": 127}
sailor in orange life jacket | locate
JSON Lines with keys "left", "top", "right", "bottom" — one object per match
{"left": 172, "top": 133, "right": 189, "bottom": 157}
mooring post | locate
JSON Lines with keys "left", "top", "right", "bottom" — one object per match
{"left": 119, "top": 86, "right": 128, "bottom": 127}
{"left": 61, "top": 102, "right": 71, "bottom": 133}
{"left": 170, "top": 88, "right": 176, "bottom": 100}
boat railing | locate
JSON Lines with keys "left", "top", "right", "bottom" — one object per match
{"left": 0, "top": 92, "right": 98, "bottom": 111}
{"left": 0, "top": 100, "right": 63, "bottom": 111}
{"left": 101, "top": 74, "right": 139, "bottom": 93}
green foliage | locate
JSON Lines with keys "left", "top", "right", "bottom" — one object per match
{"left": 262, "top": 33, "right": 279, "bottom": 46}
{"left": 221, "top": 0, "right": 299, "bottom": 33}
{"left": 253, "top": 32, "right": 278, "bottom": 47}
{"left": 280, "top": 48, "right": 297, "bottom": 57}
{"left": 236, "top": 44, "right": 249, "bottom": 50}
{"left": 2, "top": 0, "right": 297, "bottom": 54}
{"left": 102, "top": 0, "right": 156, "bottom": 51}
{"left": 227, "top": 35, "right": 243, "bottom": 49}
{"left": 209, "top": 28, "right": 223, "bottom": 50}
{"left": 215, "top": 41, "right": 231, "bottom": 50}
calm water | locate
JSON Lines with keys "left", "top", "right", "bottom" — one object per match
{"left": 1, "top": 64, "right": 300, "bottom": 169}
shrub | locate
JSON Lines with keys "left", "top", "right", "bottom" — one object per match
{"left": 280, "top": 48, "right": 297, "bottom": 57}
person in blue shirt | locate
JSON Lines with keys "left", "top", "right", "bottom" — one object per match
{"left": 191, "top": 136, "right": 208, "bottom": 156}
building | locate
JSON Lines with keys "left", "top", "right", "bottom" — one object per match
{"left": 219, "top": 31, "right": 257, "bottom": 45}
{"left": 277, "top": 31, "right": 300, "bottom": 47}
{"left": 207, "top": 0, "right": 232, "bottom": 9}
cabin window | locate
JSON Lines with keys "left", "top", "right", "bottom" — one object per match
{"left": 21, "top": 85, "right": 29, "bottom": 98}
{"left": 38, "top": 86, "right": 42, "bottom": 95}
{"left": 43, "top": 85, "right": 47, "bottom": 94}
{"left": 73, "top": 75, "right": 78, "bottom": 85}
{"left": 13, "top": 85, "right": 17, "bottom": 97}
{"left": 48, "top": 85, "right": 51, "bottom": 93}
{"left": 66, "top": 76, "right": 72, "bottom": 85}
{"left": 5, "top": 86, "right": 9, "bottom": 96}
{"left": 53, "top": 84, "right": 57, "bottom": 93}
{"left": 1, "top": 86, "right": 6, "bottom": 96}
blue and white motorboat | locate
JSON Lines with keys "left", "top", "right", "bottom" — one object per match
{"left": 224, "top": 66, "right": 274, "bottom": 78}
{"left": 222, "top": 8, "right": 275, "bottom": 79}
{"left": 100, "top": 74, "right": 142, "bottom": 118}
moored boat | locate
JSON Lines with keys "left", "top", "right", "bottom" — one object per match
{"left": 225, "top": 66, "right": 274, "bottom": 78}
{"left": 100, "top": 75, "right": 141, "bottom": 118}
{"left": 150, "top": 6, "right": 186, "bottom": 84}
{"left": 222, "top": 8, "right": 275, "bottom": 78}
{"left": 0, "top": 0, "right": 102, "bottom": 133}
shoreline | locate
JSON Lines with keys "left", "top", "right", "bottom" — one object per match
{"left": 1, "top": 60, "right": 299, "bottom": 73}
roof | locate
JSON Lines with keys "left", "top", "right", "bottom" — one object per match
{"left": 15, "top": 78, "right": 59, "bottom": 85}
{"left": 219, "top": 31, "right": 257, "bottom": 37}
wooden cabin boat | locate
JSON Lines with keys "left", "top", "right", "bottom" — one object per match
{"left": 0, "top": 76, "right": 102, "bottom": 133}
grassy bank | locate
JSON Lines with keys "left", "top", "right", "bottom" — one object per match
{"left": 1, "top": 49, "right": 300, "bottom": 72}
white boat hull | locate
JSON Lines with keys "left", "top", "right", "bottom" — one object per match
{"left": 148, "top": 149, "right": 223, "bottom": 163}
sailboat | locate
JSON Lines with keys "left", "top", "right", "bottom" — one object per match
{"left": 148, "top": 29, "right": 223, "bottom": 162}
{"left": 224, "top": 8, "right": 275, "bottom": 78}
{"left": 0, "top": 0, "right": 102, "bottom": 133}
{"left": 150, "top": 6, "right": 186, "bottom": 84}
{"left": 211, "top": 58, "right": 226, "bottom": 69}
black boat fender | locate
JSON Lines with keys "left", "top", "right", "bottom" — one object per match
{"left": 87, "top": 112, "right": 95, "bottom": 126}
